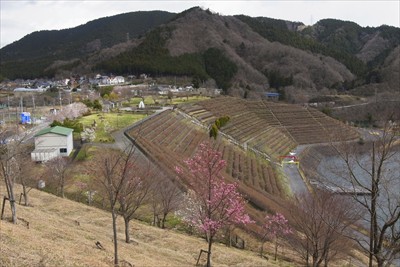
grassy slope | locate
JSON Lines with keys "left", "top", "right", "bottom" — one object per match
{"left": 0, "top": 184, "right": 287, "bottom": 267}
{"left": 78, "top": 113, "right": 147, "bottom": 142}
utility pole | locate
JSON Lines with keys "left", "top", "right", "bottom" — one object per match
{"left": 32, "top": 94, "right": 35, "bottom": 122}
{"left": 32, "top": 94, "right": 35, "bottom": 110}
{"left": 59, "top": 90, "right": 62, "bottom": 110}
{"left": 7, "top": 95, "right": 10, "bottom": 122}
{"left": 20, "top": 96, "right": 23, "bottom": 113}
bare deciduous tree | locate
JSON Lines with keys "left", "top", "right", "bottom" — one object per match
{"left": 0, "top": 128, "right": 27, "bottom": 223}
{"left": 90, "top": 147, "right": 125, "bottom": 266}
{"left": 150, "top": 174, "right": 182, "bottom": 229}
{"left": 327, "top": 121, "right": 400, "bottom": 267}
{"left": 15, "top": 151, "right": 41, "bottom": 206}
{"left": 288, "top": 190, "right": 360, "bottom": 267}
{"left": 89, "top": 145, "right": 150, "bottom": 265}
{"left": 118, "top": 160, "right": 153, "bottom": 243}
{"left": 45, "top": 156, "right": 72, "bottom": 198}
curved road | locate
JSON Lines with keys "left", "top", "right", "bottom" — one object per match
{"left": 281, "top": 145, "right": 309, "bottom": 196}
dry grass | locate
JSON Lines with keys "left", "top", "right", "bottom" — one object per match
{"left": 0, "top": 183, "right": 289, "bottom": 267}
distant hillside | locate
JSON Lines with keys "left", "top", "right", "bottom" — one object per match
{"left": 98, "top": 7, "right": 356, "bottom": 94}
{"left": 0, "top": 11, "right": 175, "bottom": 78}
{"left": 1, "top": 7, "right": 399, "bottom": 97}
{"left": 1, "top": 11, "right": 175, "bottom": 61}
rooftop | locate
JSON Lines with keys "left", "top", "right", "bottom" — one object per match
{"left": 35, "top": 126, "right": 73, "bottom": 137}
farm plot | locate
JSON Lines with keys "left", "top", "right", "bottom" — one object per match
{"left": 308, "top": 109, "right": 359, "bottom": 141}
{"left": 208, "top": 139, "right": 286, "bottom": 197}
{"left": 180, "top": 98, "right": 299, "bottom": 159}
{"left": 126, "top": 109, "right": 292, "bottom": 230}
{"left": 263, "top": 103, "right": 359, "bottom": 144}
{"left": 129, "top": 95, "right": 359, "bottom": 200}
{"left": 126, "top": 109, "right": 287, "bottom": 200}
{"left": 129, "top": 110, "right": 171, "bottom": 137}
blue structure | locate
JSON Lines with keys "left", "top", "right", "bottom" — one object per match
{"left": 265, "top": 92, "right": 280, "bottom": 101}
{"left": 20, "top": 112, "right": 31, "bottom": 124}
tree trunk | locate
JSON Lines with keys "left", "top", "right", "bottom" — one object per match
{"left": 153, "top": 214, "right": 157, "bottom": 226}
{"left": 274, "top": 239, "right": 278, "bottom": 261}
{"left": 227, "top": 228, "right": 231, "bottom": 247}
{"left": 324, "top": 249, "right": 329, "bottom": 267}
{"left": 207, "top": 236, "right": 213, "bottom": 267}
{"left": 369, "top": 143, "right": 376, "bottom": 267}
{"left": 22, "top": 184, "right": 29, "bottom": 206}
{"left": 124, "top": 216, "right": 130, "bottom": 243}
{"left": 10, "top": 198, "right": 16, "bottom": 224}
{"left": 60, "top": 176, "right": 65, "bottom": 198}
{"left": 312, "top": 252, "right": 319, "bottom": 267}
{"left": 376, "top": 256, "right": 384, "bottom": 267}
{"left": 4, "top": 176, "right": 17, "bottom": 224}
{"left": 260, "top": 241, "right": 265, "bottom": 258}
{"left": 161, "top": 213, "right": 167, "bottom": 229}
{"left": 111, "top": 208, "right": 119, "bottom": 266}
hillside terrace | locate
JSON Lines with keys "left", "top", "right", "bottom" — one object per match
{"left": 125, "top": 96, "right": 362, "bottom": 238}
{"left": 126, "top": 109, "right": 288, "bottom": 226}
{"left": 179, "top": 97, "right": 359, "bottom": 160}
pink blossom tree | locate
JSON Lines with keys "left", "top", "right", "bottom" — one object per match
{"left": 176, "top": 142, "right": 253, "bottom": 267}
{"left": 48, "top": 102, "right": 88, "bottom": 122}
{"left": 261, "top": 212, "right": 292, "bottom": 260}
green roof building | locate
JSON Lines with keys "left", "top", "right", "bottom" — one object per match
{"left": 31, "top": 126, "right": 74, "bottom": 161}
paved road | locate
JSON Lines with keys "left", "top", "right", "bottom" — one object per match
{"left": 331, "top": 102, "right": 369, "bottom": 109}
{"left": 283, "top": 163, "right": 308, "bottom": 196}
{"left": 110, "top": 106, "right": 172, "bottom": 151}
{"left": 281, "top": 145, "right": 309, "bottom": 196}
{"left": 5, "top": 119, "right": 50, "bottom": 144}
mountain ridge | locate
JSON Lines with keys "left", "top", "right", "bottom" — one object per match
{"left": 1, "top": 7, "right": 399, "bottom": 97}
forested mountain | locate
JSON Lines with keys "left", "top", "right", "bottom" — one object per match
{"left": 1, "top": 7, "right": 399, "bottom": 97}
{"left": 0, "top": 11, "right": 175, "bottom": 79}
{"left": 1, "top": 10, "right": 175, "bottom": 61}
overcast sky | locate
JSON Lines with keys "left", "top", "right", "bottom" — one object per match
{"left": 1, "top": 0, "right": 399, "bottom": 49}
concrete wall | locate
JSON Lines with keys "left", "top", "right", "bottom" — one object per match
{"left": 34, "top": 132, "right": 73, "bottom": 157}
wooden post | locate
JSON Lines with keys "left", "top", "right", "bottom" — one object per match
{"left": 1, "top": 196, "right": 9, "bottom": 220}
{"left": 196, "top": 249, "right": 209, "bottom": 266}
{"left": 19, "top": 193, "right": 24, "bottom": 205}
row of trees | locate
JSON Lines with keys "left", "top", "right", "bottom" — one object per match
{"left": 86, "top": 141, "right": 256, "bottom": 267}
{"left": 293, "top": 120, "right": 399, "bottom": 267}
{"left": 82, "top": 144, "right": 182, "bottom": 266}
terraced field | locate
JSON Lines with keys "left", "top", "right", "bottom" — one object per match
{"left": 127, "top": 109, "right": 287, "bottom": 223}
{"left": 179, "top": 97, "right": 359, "bottom": 159}
{"left": 126, "top": 96, "right": 359, "bottom": 225}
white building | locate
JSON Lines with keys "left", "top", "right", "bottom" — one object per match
{"left": 138, "top": 100, "right": 145, "bottom": 109}
{"left": 31, "top": 126, "right": 74, "bottom": 162}
{"left": 110, "top": 76, "right": 125, "bottom": 85}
